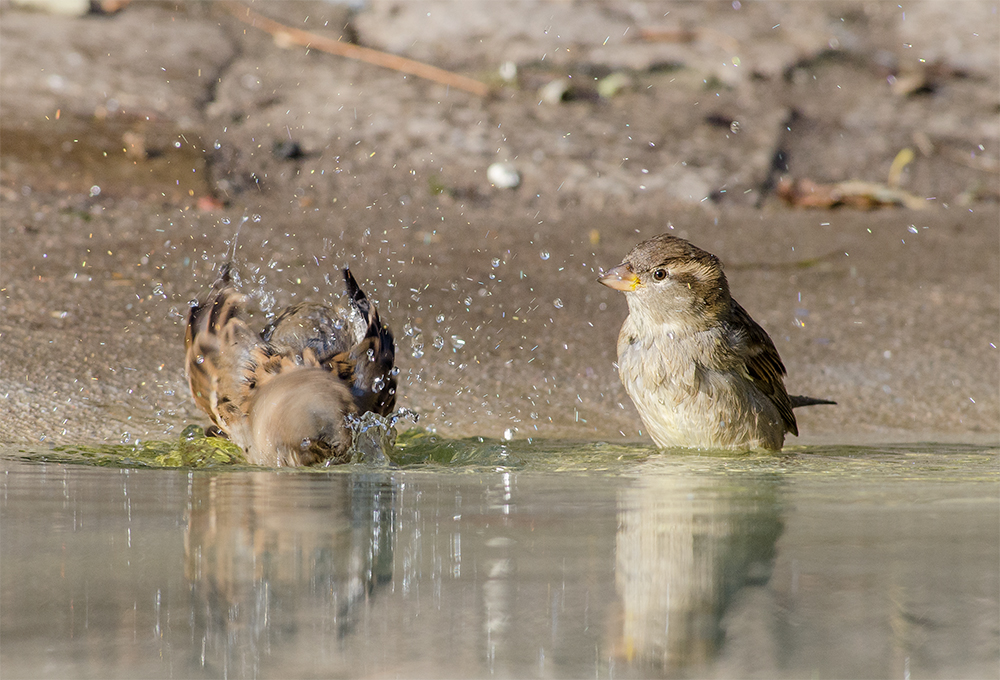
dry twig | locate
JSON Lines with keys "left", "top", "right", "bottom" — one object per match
{"left": 220, "top": 2, "right": 490, "bottom": 97}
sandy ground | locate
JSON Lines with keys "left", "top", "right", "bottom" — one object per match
{"left": 1, "top": 0, "right": 997, "bottom": 446}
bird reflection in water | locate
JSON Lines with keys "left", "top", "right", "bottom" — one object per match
{"left": 182, "top": 472, "right": 395, "bottom": 675}
{"left": 611, "top": 464, "right": 783, "bottom": 672}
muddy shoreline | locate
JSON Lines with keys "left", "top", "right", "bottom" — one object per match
{"left": 1, "top": 1, "right": 997, "bottom": 446}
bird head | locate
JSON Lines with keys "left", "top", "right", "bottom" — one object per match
{"left": 247, "top": 368, "right": 358, "bottom": 466}
{"left": 598, "top": 233, "right": 731, "bottom": 330}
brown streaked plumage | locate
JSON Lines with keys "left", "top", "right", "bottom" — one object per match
{"left": 185, "top": 263, "right": 396, "bottom": 466}
{"left": 598, "top": 233, "right": 834, "bottom": 451}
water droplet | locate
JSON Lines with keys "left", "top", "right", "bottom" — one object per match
{"left": 491, "top": 257, "right": 501, "bottom": 268}
{"left": 194, "top": 354, "right": 205, "bottom": 365}
{"left": 553, "top": 298, "right": 564, "bottom": 309}
{"left": 540, "top": 250, "right": 550, "bottom": 260}
{"left": 409, "top": 327, "right": 425, "bottom": 358}
{"left": 174, "top": 141, "right": 182, "bottom": 148}
{"left": 259, "top": 291, "right": 275, "bottom": 313}
{"left": 89, "top": 185, "right": 101, "bottom": 197}
{"left": 221, "top": 217, "right": 231, "bottom": 225}
{"left": 730, "top": 120, "right": 741, "bottom": 133}
{"left": 120, "top": 432, "right": 131, "bottom": 444}
{"left": 436, "top": 314, "right": 445, "bottom": 323}
{"left": 432, "top": 336, "right": 445, "bottom": 350}
{"left": 907, "top": 225, "right": 918, "bottom": 234}
{"left": 450, "top": 335, "right": 466, "bottom": 350}
{"left": 213, "top": 140, "right": 222, "bottom": 150}
{"left": 252, "top": 214, "right": 262, "bottom": 223}
{"left": 503, "top": 428, "right": 516, "bottom": 441}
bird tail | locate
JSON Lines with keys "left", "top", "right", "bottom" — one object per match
{"left": 789, "top": 395, "right": 837, "bottom": 409}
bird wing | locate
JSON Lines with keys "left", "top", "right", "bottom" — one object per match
{"left": 185, "top": 264, "right": 279, "bottom": 444}
{"left": 261, "top": 302, "right": 359, "bottom": 361}
{"left": 343, "top": 267, "right": 373, "bottom": 318}
{"left": 338, "top": 269, "right": 397, "bottom": 415}
{"left": 730, "top": 301, "right": 798, "bottom": 436}
{"left": 254, "top": 267, "right": 397, "bottom": 415}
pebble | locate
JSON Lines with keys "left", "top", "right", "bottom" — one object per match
{"left": 487, "top": 162, "right": 520, "bottom": 189}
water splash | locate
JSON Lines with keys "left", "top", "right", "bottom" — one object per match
{"left": 345, "top": 408, "right": 419, "bottom": 467}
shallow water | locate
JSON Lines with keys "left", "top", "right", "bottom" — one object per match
{"left": 2, "top": 439, "right": 997, "bottom": 679}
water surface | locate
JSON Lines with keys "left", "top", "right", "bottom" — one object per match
{"left": 2, "top": 439, "right": 997, "bottom": 678}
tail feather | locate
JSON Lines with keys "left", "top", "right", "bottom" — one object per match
{"left": 789, "top": 395, "right": 837, "bottom": 409}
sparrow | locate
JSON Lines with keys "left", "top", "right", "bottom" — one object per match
{"left": 598, "top": 233, "right": 834, "bottom": 451}
{"left": 185, "top": 263, "right": 396, "bottom": 466}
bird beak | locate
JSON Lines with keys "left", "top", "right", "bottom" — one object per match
{"left": 597, "top": 264, "right": 639, "bottom": 291}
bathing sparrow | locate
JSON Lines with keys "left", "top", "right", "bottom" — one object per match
{"left": 185, "top": 264, "right": 396, "bottom": 466}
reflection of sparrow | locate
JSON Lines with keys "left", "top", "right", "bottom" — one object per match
{"left": 599, "top": 234, "right": 834, "bottom": 451}
{"left": 185, "top": 264, "right": 396, "bottom": 466}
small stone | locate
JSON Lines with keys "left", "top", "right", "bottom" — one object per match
{"left": 597, "top": 72, "right": 631, "bottom": 99}
{"left": 487, "top": 162, "right": 520, "bottom": 189}
{"left": 539, "top": 78, "right": 571, "bottom": 104}
{"left": 498, "top": 61, "right": 518, "bottom": 83}
{"left": 273, "top": 140, "right": 305, "bottom": 160}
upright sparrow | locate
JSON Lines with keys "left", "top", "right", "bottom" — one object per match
{"left": 185, "top": 264, "right": 396, "bottom": 466}
{"left": 599, "top": 234, "right": 833, "bottom": 451}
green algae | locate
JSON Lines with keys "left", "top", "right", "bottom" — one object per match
{"left": 18, "top": 425, "right": 246, "bottom": 469}
{"left": 3, "top": 426, "right": 997, "bottom": 480}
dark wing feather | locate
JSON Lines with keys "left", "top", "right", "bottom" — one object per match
{"left": 343, "top": 305, "right": 397, "bottom": 415}
{"left": 343, "top": 268, "right": 372, "bottom": 318}
{"left": 730, "top": 301, "right": 798, "bottom": 436}
{"left": 338, "top": 269, "right": 397, "bottom": 415}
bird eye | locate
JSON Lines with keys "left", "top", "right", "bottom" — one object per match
{"left": 652, "top": 268, "right": 668, "bottom": 281}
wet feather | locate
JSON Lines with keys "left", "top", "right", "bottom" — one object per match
{"left": 185, "top": 264, "right": 396, "bottom": 466}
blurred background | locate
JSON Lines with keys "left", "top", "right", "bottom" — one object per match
{"left": 1, "top": 0, "right": 997, "bottom": 444}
